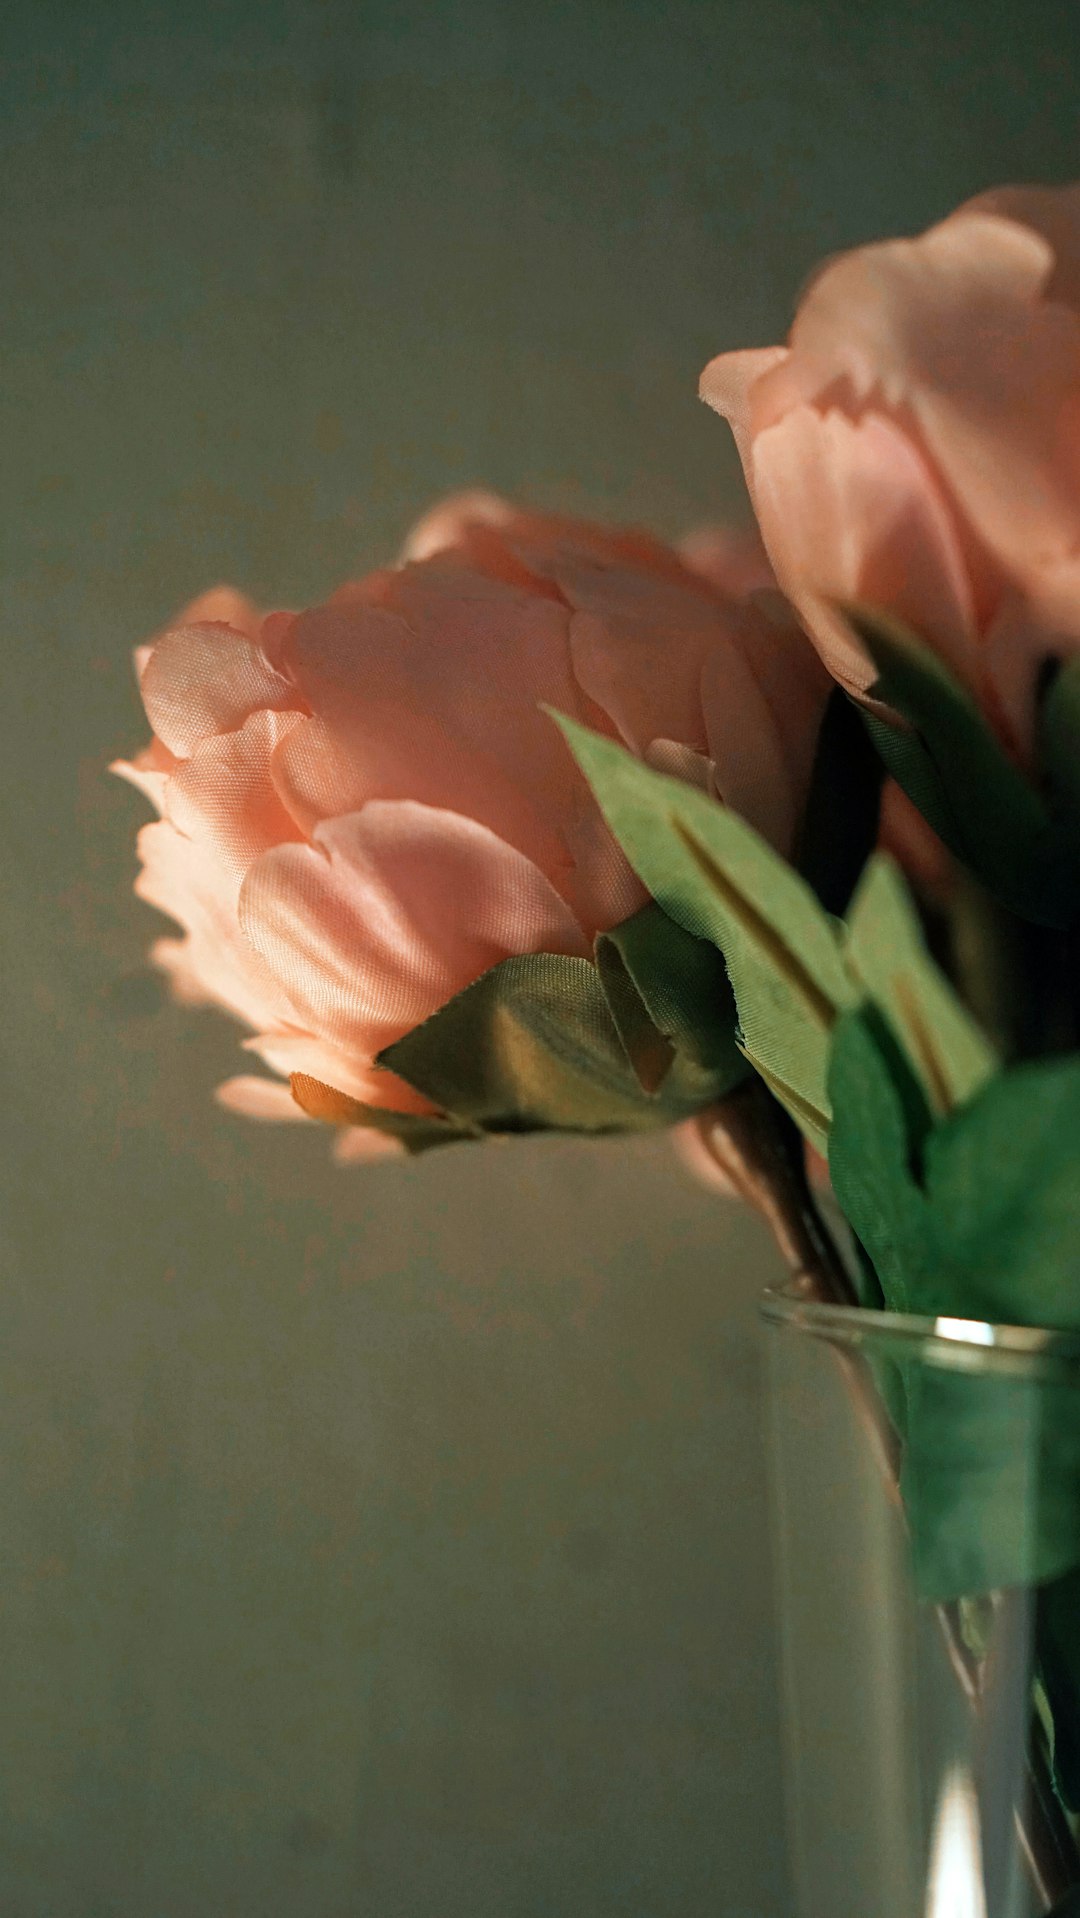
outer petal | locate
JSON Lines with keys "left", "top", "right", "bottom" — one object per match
{"left": 698, "top": 346, "right": 790, "bottom": 482}
{"left": 140, "top": 622, "right": 301, "bottom": 758}
{"left": 176, "top": 585, "right": 263, "bottom": 640}
{"left": 135, "top": 819, "right": 295, "bottom": 1030}
{"left": 216, "top": 1076, "right": 314, "bottom": 1122}
{"left": 671, "top": 1112, "right": 740, "bottom": 1197}
{"left": 403, "top": 490, "right": 700, "bottom": 591}
{"left": 757, "top": 214, "right": 1054, "bottom": 416}
{"left": 401, "top": 490, "right": 519, "bottom": 561}
{"left": 678, "top": 524, "right": 775, "bottom": 599}
{"left": 963, "top": 183, "right": 1080, "bottom": 312}
{"left": 238, "top": 801, "right": 590, "bottom": 1060}
{"left": 757, "top": 212, "right": 1080, "bottom": 578}
{"left": 165, "top": 708, "right": 304, "bottom": 884}
{"left": 111, "top": 752, "right": 170, "bottom": 814}
{"left": 748, "top": 404, "right": 977, "bottom": 696}
{"left": 242, "top": 1029, "right": 434, "bottom": 1116}
{"left": 214, "top": 1074, "right": 411, "bottom": 1162}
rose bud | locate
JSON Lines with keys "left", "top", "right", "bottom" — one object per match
{"left": 700, "top": 182, "right": 1080, "bottom": 762}
{"left": 114, "top": 494, "right": 829, "bottom": 1159}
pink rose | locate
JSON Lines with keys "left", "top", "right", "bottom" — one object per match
{"left": 115, "top": 494, "right": 827, "bottom": 1156}
{"left": 700, "top": 183, "right": 1080, "bottom": 757}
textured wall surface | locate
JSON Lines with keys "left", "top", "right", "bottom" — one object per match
{"left": 3, "top": 3, "right": 1079, "bottom": 1912}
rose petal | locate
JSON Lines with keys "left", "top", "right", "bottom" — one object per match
{"left": 111, "top": 754, "right": 170, "bottom": 814}
{"left": 961, "top": 183, "right": 1080, "bottom": 312}
{"left": 176, "top": 585, "right": 263, "bottom": 639}
{"left": 568, "top": 602, "right": 714, "bottom": 757}
{"left": 678, "top": 525, "right": 775, "bottom": 598}
{"left": 242, "top": 1029, "right": 434, "bottom": 1115}
{"left": 165, "top": 708, "right": 304, "bottom": 884}
{"left": 140, "top": 622, "right": 301, "bottom": 758}
{"left": 401, "top": 490, "right": 519, "bottom": 561}
{"left": 749, "top": 404, "right": 977, "bottom": 695}
{"left": 136, "top": 819, "right": 294, "bottom": 1029}
{"left": 404, "top": 490, "right": 699, "bottom": 592}
{"left": 275, "top": 589, "right": 599, "bottom": 900}
{"left": 698, "top": 346, "right": 790, "bottom": 476}
{"left": 755, "top": 212, "right": 1080, "bottom": 579}
{"left": 238, "top": 801, "right": 589, "bottom": 1059}
{"left": 216, "top": 1075, "right": 315, "bottom": 1122}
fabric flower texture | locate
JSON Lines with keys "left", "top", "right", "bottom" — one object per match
{"left": 115, "top": 494, "right": 829, "bottom": 1160}
{"left": 700, "top": 182, "right": 1080, "bottom": 760}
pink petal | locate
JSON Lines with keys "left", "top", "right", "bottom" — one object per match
{"left": 177, "top": 585, "right": 263, "bottom": 639}
{"left": 678, "top": 524, "right": 775, "bottom": 598}
{"left": 111, "top": 754, "right": 170, "bottom": 814}
{"left": 140, "top": 622, "right": 301, "bottom": 758}
{"left": 760, "top": 212, "right": 1080, "bottom": 579}
{"left": 216, "top": 1075, "right": 314, "bottom": 1122}
{"left": 400, "top": 490, "right": 519, "bottom": 560}
{"left": 237, "top": 801, "right": 590, "bottom": 1061}
{"left": 135, "top": 819, "right": 295, "bottom": 1030}
{"left": 569, "top": 606, "right": 711, "bottom": 755}
{"left": 748, "top": 404, "right": 977, "bottom": 695}
{"left": 242, "top": 1029, "right": 434, "bottom": 1116}
{"left": 404, "top": 490, "right": 698, "bottom": 592}
{"left": 258, "top": 609, "right": 298, "bottom": 669}
{"left": 165, "top": 708, "right": 304, "bottom": 885}
{"left": 961, "top": 183, "right": 1080, "bottom": 311}
{"left": 766, "top": 214, "right": 1054, "bottom": 416}
{"left": 698, "top": 347, "right": 790, "bottom": 474}
{"left": 275, "top": 590, "right": 589, "bottom": 885}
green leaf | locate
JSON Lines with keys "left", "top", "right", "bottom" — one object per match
{"left": 825, "top": 1007, "right": 929, "bottom": 1314}
{"left": 794, "top": 686, "right": 883, "bottom": 915}
{"left": 899, "top": 1353, "right": 1080, "bottom": 1599}
{"left": 827, "top": 1021, "right": 1080, "bottom": 1597}
{"left": 595, "top": 901, "right": 743, "bottom": 1098}
{"left": 830, "top": 1030, "right": 1080, "bottom": 1334}
{"left": 845, "top": 603, "right": 1080, "bottom": 928}
{"left": 378, "top": 951, "right": 705, "bottom": 1136}
{"left": 916, "top": 1057, "right": 1080, "bottom": 1331}
{"left": 289, "top": 1074, "right": 481, "bottom": 1154}
{"left": 554, "top": 713, "right": 856, "bottom": 1151}
{"left": 844, "top": 855, "right": 997, "bottom": 1116}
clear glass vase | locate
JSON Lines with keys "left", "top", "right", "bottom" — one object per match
{"left": 762, "top": 1287, "right": 1080, "bottom": 1918}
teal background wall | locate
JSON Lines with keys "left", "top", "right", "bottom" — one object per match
{"left": 3, "top": 3, "right": 1079, "bottom": 1912}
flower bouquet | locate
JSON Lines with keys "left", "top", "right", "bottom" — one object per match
{"left": 116, "top": 184, "right": 1080, "bottom": 1913}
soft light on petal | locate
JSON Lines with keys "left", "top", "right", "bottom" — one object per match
{"left": 141, "top": 622, "right": 301, "bottom": 758}
{"left": 238, "top": 801, "right": 589, "bottom": 1059}
{"left": 749, "top": 404, "right": 976, "bottom": 695}
{"left": 165, "top": 708, "right": 304, "bottom": 883}
{"left": 216, "top": 1075, "right": 315, "bottom": 1122}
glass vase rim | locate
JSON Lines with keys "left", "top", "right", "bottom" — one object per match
{"left": 760, "top": 1282, "right": 1080, "bottom": 1379}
